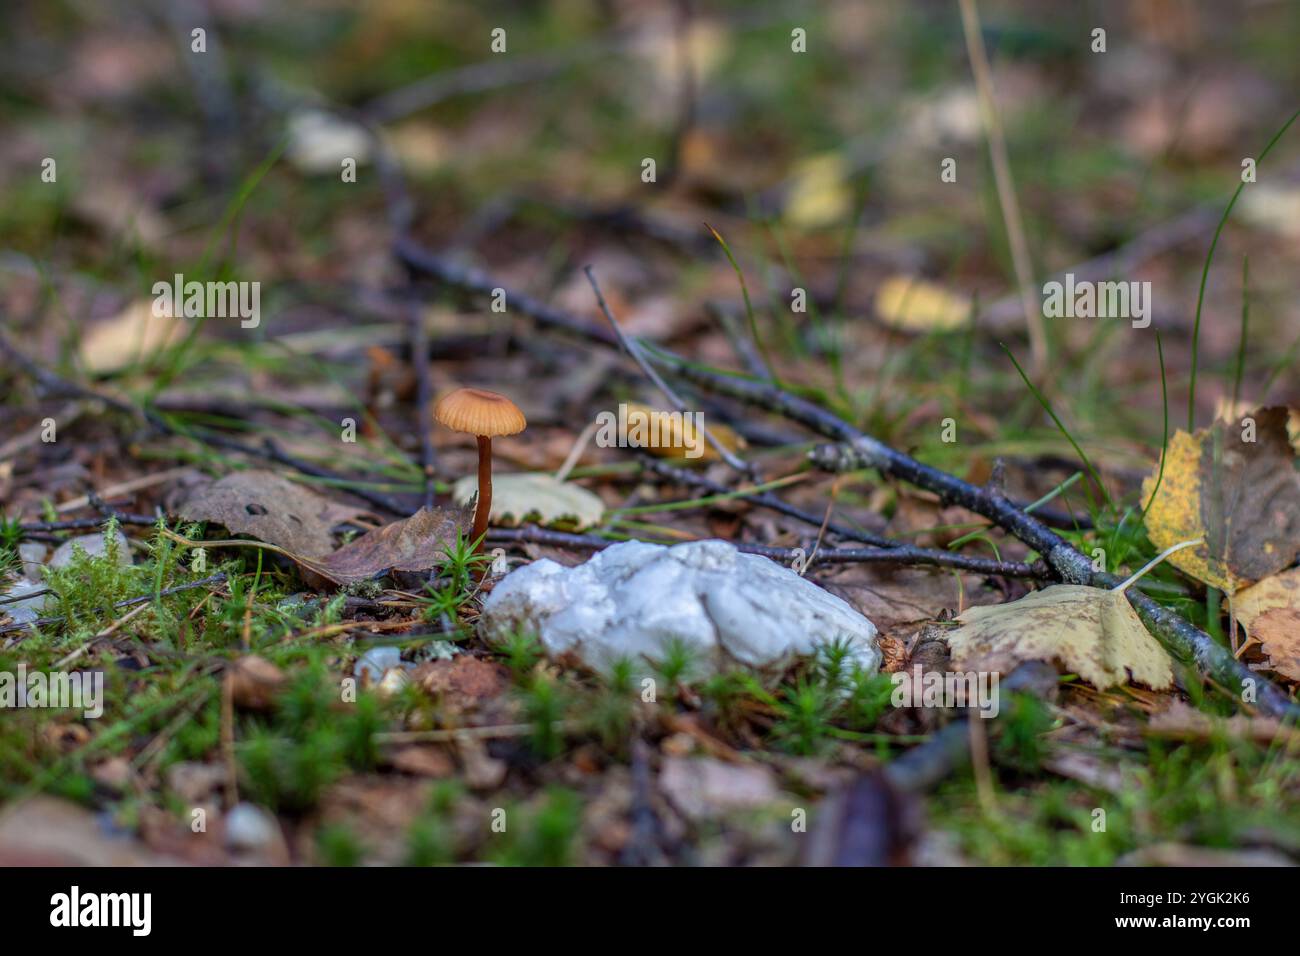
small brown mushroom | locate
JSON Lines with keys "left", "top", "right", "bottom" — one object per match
{"left": 433, "top": 387, "right": 527, "bottom": 552}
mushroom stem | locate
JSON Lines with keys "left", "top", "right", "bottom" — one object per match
{"left": 472, "top": 435, "right": 492, "bottom": 553}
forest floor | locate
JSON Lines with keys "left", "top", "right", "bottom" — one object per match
{"left": 2, "top": 0, "right": 1300, "bottom": 866}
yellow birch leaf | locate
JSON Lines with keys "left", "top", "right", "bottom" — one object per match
{"left": 1141, "top": 408, "right": 1300, "bottom": 593}
{"left": 947, "top": 584, "right": 1174, "bottom": 690}
{"left": 784, "top": 152, "right": 853, "bottom": 229}
{"left": 873, "top": 276, "right": 971, "bottom": 333}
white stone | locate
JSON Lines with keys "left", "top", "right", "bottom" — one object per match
{"left": 286, "top": 109, "right": 372, "bottom": 174}
{"left": 478, "top": 539, "right": 880, "bottom": 676}
{"left": 224, "top": 803, "right": 280, "bottom": 852}
{"left": 18, "top": 542, "right": 46, "bottom": 580}
{"left": 1, "top": 579, "right": 47, "bottom": 625}
{"left": 353, "top": 646, "right": 403, "bottom": 683}
{"left": 49, "top": 530, "right": 132, "bottom": 570}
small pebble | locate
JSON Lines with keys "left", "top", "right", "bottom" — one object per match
{"left": 224, "top": 803, "right": 280, "bottom": 852}
{"left": 354, "top": 646, "right": 403, "bottom": 684}
{"left": 49, "top": 530, "right": 132, "bottom": 570}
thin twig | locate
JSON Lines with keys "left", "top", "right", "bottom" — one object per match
{"left": 17, "top": 514, "right": 158, "bottom": 534}
{"left": 485, "top": 526, "right": 1046, "bottom": 578}
{"left": 584, "top": 265, "right": 751, "bottom": 475}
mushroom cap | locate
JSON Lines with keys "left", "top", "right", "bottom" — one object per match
{"left": 434, "top": 387, "right": 527, "bottom": 437}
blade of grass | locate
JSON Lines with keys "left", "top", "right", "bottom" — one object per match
{"left": 1001, "top": 342, "right": 1113, "bottom": 512}
{"left": 1231, "top": 254, "right": 1249, "bottom": 411}
{"left": 1187, "top": 107, "right": 1300, "bottom": 431}
{"left": 607, "top": 473, "right": 807, "bottom": 516}
{"left": 1141, "top": 331, "right": 1169, "bottom": 519}
{"left": 706, "top": 222, "right": 780, "bottom": 386}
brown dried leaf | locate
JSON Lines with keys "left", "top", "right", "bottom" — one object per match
{"left": 1148, "top": 700, "right": 1297, "bottom": 744}
{"left": 659, "top": 756, "right": 780, "bottom": 822}
{"left": 1249, "top": 607, "right": 1300, "bottom": 681}
{"left": 79, "top": 299, "right": 189, "bottom": 373}
{"left": 180, "top": 470, "right": 378, "bottom": 558}
{"left": 1141, "top": 407, "right": 1300, "bottom": 592}
{"left": 824, "top": 566, "right": 1004, "bottom": 635}
{"left": 1236, "top": 566, "right": 1300, "bottom": 624}
{"left": 415, "top": 655, "right": 509, "bottom": 710}
{"left": 389, "top": 745, "right": 454, "bottom": 778}
{"left": 311, "top": 505, "right": 469, "bottom": 585}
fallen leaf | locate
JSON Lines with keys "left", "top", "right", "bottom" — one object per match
{"left": 824, "top": 565, "right": 1003, "bottom": 636}
{"left": 414, "top": 655, "right": 509, "bottom": 709}
{"left": 73, "top": 183, "right": 171, "bottom": 251}
{"left": 946, "top": 584, "right": 1174, "bottom": 690}
{"left": 1246, "top": 607, "right": 1300, "bottom": 681}
{"left": 229, "top": 655, "right": 286, "bottom": 711}
{"left": 311, "top": 505, "right": 468, "bottom": 584}
{"left": 180, "top": 470, "right": 378, "bottom": 559}
{"left": 784, "top": 152, "right": 853, "bottom": 229}
{"left": 0, "top": 796, "right": 177, "bottom": 866}
{"left": 1148, "top": 700, "right": 1297, "bottom": 744}
{"left": 1141, "top": 407, "right": 1300, "bottom": 592}
{"left": 453, "top": 473, "right": 605, "bottom": 530}
{"left": 389, "top": 745, "right": 454, "bottom": 778}
{"left": 659, "top": 756, "right": 780, "bottom": 822}
{"left": 286, "top": 108, "right": 372, "bottom": 174}
{"left": 873, "top": 275, "right": 971, "bottom": 333}
{"left": 458, "top": 735, "right": 507, "bottom": 790}
{"left": 385, "top": 122, "right": 448, "bottom": 175}
{"left": 1235, "top": 565, "right": 1300, "bottom": 625}
{"left": 79, "top": 299, "right": 189, "bottom": 373}
{"left": 617, "top": 402, "right": 746, "bottom": 462}
{"left": 1043, "top": 751, "right": 1133, "bottom": 794}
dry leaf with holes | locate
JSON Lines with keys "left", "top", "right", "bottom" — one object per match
{"left": 168, "top": 505, "right": 467, "bottom": 587}
{"left": 946, "top": 585, "right": 1173, "bottom": 690}
{"left": 873, "top": 276, "right": 971, "bottom": 333}
{"left": 452, "top": 473, "right": 604, "bottom": 530}
{"left": 1141, "top": 407, "right": 1300, "bottom": 592}
{"left": 180, "top": 470, "right": 379, "bottom": 558}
